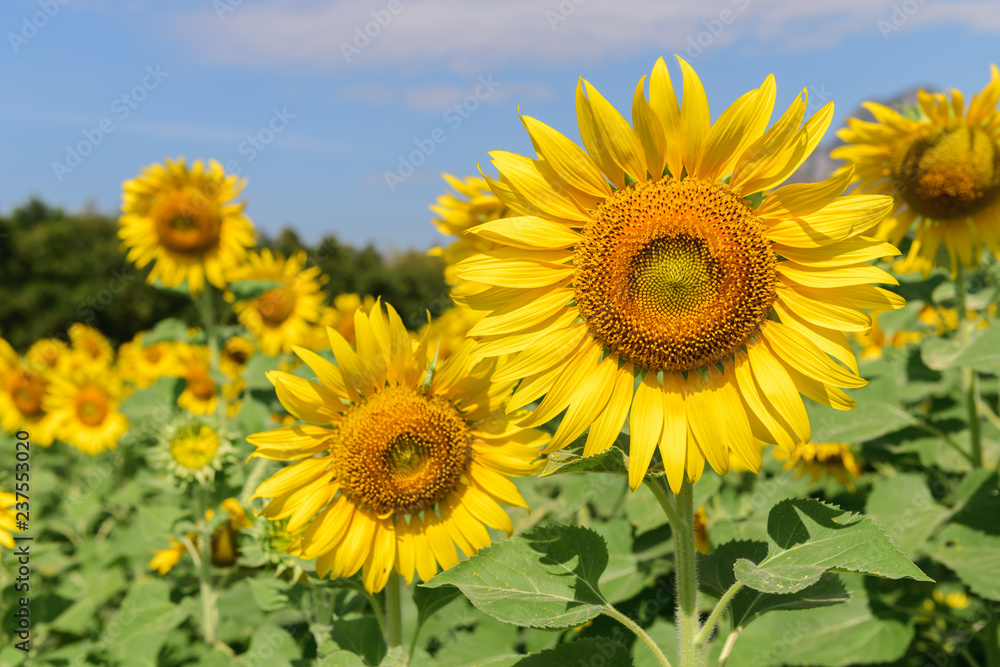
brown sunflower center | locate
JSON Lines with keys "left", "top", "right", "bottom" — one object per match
{"left": 332, "top": 386, "right": 471, "bottom": 515}
{"left": 151, "top": 188, "right": 222, "bottom": 255}
{"left": 574, "top": 179, "right": 776, "bottom": 373}
{"left": 75, "top": 385, "right": 109, "bottom": 427}
{"left": 186, "top": 368, "right": 217, "bottom": 401}
{"left": 8, "top": 370, "right": 46, "bottom": 416}
{"left": 170, "top": 425, "right": 220, "bottom": 470}
{"left": 255, "top": 287, "right": 297, "bottom": 326}
{"left": 893, "top": 126, "right": 1000, "bottom": 220}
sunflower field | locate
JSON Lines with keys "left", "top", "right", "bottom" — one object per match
{"left": 3, "top": 56, "right": 1000, "bottom": 667}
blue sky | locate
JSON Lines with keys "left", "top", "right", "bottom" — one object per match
{"left": 2, "top": 0, "right": 998, "bottom": 249}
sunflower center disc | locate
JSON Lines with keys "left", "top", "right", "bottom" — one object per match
{"left": 894, "top": 126, "right": 1000, "bottom": 220}
{"left": 574, "top": 179, "right": 777, "bottom": 373}
{"left": 187, "top": 368, "right": 217, "bottom": 401}
{"left": 333, "top": 386, "right": 471, "bottom": 515}
{"left": 75, "top": 386, "right": 109, "bottom": 427}
{"left": 255, "top": 287, "right": 297, "bottom": 325}
{"left": 9, "top": 371, "right": 45, "bottom": 416}
{"left": 171, "top": 425, "right": 220, "bottom": 470}
{"left": 151, "top": 187, "right": 223, "bottom": 255}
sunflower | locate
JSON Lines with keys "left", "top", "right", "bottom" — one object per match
{"left": 833, "top": 65, "right": 1000, "bottom": 275}
{"left": 0, "top": 339, "right": 57, "bottom": 446}
{"left": 774, "top": 442, "right": 862, "bottom": 491}
{"left": 66, "top": 323, "right": 114, "bottom": 371}
{"left": 46, "top": 366, "right": 128, "bottom": 454}
{"left": 221, "top": 335, "right": 254, "bottom": 379}
{"left": 154, "top": 418, "right": 235, "bottom": 486}
{"left": 855, "top": 304, "right": 986, "bottom": 360}
{"left": 247, "top": 303, "right": 547, "bottom": 592}
{"left": 430, "top": 174, "right": 512, "bottom": 294}
{"left": 1, "top": 492, "right": 19, "bottom": 550}
{"left": 454, "top": 56, "right": 903, "bottom": 493}
{"left": 174, "top": 345, "right": 219, "bottom": 416}
{"left": 118, "top": 334, "right": 181, "bottom": 388}
{"left": 119, "top": 157, "right": 256, "bottom": 294}
{"left": 25, "top": 338, "right": 69, "bottom": 374}
{"left": 229, "top": 249, "right": 327, "bottom": 356}
{"left": 307, "top": 293, "right": 378, "bottom": 349}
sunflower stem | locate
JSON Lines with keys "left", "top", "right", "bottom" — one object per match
{"left": 195, "top": 486, "right": 218, "bottom": 646}
{"left": 601, "top": 606, "right": 672, "bottom": 667}
{"left": 385, "top": 571, "right": 404, "bottom": 651}
{"left": 673, "top": 481, "right": 703, "bottom": 667}
{"left": 694, "top": 582, "right": 743, "bottom": 645}
{"left": 955, "top": 264, "right": 984, "bottom": 467}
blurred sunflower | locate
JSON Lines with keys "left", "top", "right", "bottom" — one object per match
{"left": 419, "top": 305, "right": 485, "bottom": 363}
{"left": 221, "top": 335, "right": 254, "bottom": 379}
{"left": 150, "top": 498, "right": 252, "bottom": 574}
{"left": 248, "top": 303, "right": 547, "bottom": 592}
{"left": 119, "top": 157, "right": 256, "bottom": 294}
{"left": 174, "top": 345, "right": 218, "bottom": 415}
{"left": 308, "top": 293, "right": 378, "bottom": 348}
{"left": 833, "top": 65, "right": 1000, "bottom": 275}
{"left": 1, "top": 339, "right": 57, "bottom": 446}
{"left": 775, "top": 442, "right": 862, "bottom": 491}
{"left": 66, "top": 323, "right": 114, "bottom": 372}
{"left": 25, "top": 338, "right": 69, "bottom": 374}
{"left": 1, "top": 492, "right": 19, "bottom": 549}
{"left": 47, "top": 366, "right": 128, "bottom": 454}
{"left": 430, "top": 174, "right": 512, "bottom": 294}
{"left": 456, "top": 56, "right": 902, "bottom": 493}
{"left": 118, "top": 334, "right": 180, "bottom": 388}
{"left": 229, "top": 249, "right": 327, "bottom": 356}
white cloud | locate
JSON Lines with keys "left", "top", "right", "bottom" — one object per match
{"left": 171, "top": 0, "right": 1000, "bottom": 75}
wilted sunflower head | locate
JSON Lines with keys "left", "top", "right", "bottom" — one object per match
{"left": 833, "top": 64, "right": 1000, "bottom": 276}
{"left": 247, "top": 301, "right": 548, "bottom": 592}
{"left": 454, "top": 56, "right": 902, "bottom": 493}
{"left": 119, "top": 157, "right": 256, "bottom": 294}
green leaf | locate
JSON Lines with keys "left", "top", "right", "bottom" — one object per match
{"left": 701, "top": 540, "right": 849, "bottom": 631}
{"left": 929, "top": 524, "right": 1000, "bottom": 600}
{"left": 247, "top": 576, "right": 291, "bottom": 612}
{"left": 949, "top": 323, "right": 1000, "bottom": 372}
{"left": 951, "top": 471, "right": 1000, "bottom": 535}
{"left": 230, "top": 279, "right": 283, "bottom": 301}
{"left": 245, "top": 354, "right": 282, "bottom": 391}
{"left": 102, "top": 578, "right": 189, "bottom": 667}
{"left": 864, "top": 473, "right": 949, "bottom": 557}
{"left": 119, "top": 376, "right": 179, "bottom": 426}
{"left": 239, "top": 624, "right": 302, "bottom": 667}
{"left": 720, "top": 576, "right": 914, "bottom": 667}
{"left": 331, "top": 617, "right": 386, "bottom": 666}
{"left": 422, "top": 525, "right": 609, "bottom": 629}
{"left": 539, "top": 445, "right": 629, "bottom": 478}
{"left": 591, "top": 520, "right": 652, "bottom": 604}
{"left": 413, "top": 585, "right": 463, "bottom": 630}
{"left": 513, "top": 638, "right": 633, "bottom": 666}
{"left": 733, "top": 499, "right": 931, "bottom": 594}
{"left": 142, "top": 317, "right": 190, "bottom": 346}
{"left": 808, "top": 382, "right": 913, "bottom": 444}
{"left": 317, "top": 651, "right": 368, "bottom": 667}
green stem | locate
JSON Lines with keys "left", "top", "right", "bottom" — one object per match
{"left": 196, "top": 486, "right": 218, "bottom": 646}
{"left": 385, "top": 571, "right": 403, "bottom": 651}
{"left": 913, "top": 419, "right": 978, "bottom": 466}
{"left": 239, "top": 457, "right": 272, "bottom": 506}
{"left": 361, "top": 586, "right": 387, "bottom": 639}
{"left": 955, "top": 264, "right": 984, "bottom": 467}
{"left": 984, "top": 612, "right": 1000, "bottom": 667}
{"left": 197, "top": 286, "right": 221, "bottom": 368}
{"left": 694, "top": 582, "right": 744, "bottom": 645}
{"left": 644, "top": 476, "right": 685, "bottom": 529}
{"left": 601, "top": 606, "right": 672, "bottom": 667}
{"left": 673, "top": 481, "right": 703, "bottom": 667}
{"left": 717, "top": 630, "right": 741, "bottom": 667}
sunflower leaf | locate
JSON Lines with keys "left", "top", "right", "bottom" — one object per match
{"left": 229, "top": 279, "right": 284, "bottom": 301}
{"left": 733, "top": 498, "right": 931, "bottom": 594}
{"left": 538, "top": 443, "right": 665, "bottom": 479}
{"left": 142, "top": 317, "right": 190, "bottom": 346}
{"left": 928, "top": 524, "right": 1000, "bottom": 600}
{"left": 421, "top": 524, "right": 610, "bottom": 629}
{"left": 513, "top": 638, "right": 633, "bottom": 666}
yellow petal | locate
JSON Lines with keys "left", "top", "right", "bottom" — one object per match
{"left": 677, "top": 56, "right": 710, "bottom": 176}
{"left": 659, "top": 371, "right": 688, "bottom": 494}
{"left": 632, "top": 76, "right": 667, "bottom": 180}
{"left": 583, "top": 362, "right": 635, "bottom": 457}
{"left": 247, "top": 425, "right": 334, "bottom": 461}
{"left": 628, "top": 372, "right": 664, "bottom": 491}
{"left": 267, "top": 371, "right": 343, "bottom": 425}
{"left": 576, "top": 82, "right": 624, "bottom": 189}
{"left": 582, "top": 79, "right": 647, "bottom": 181}
{"left": 362, "top": 518, "right": 395, "bottom": 593}
{"left": 521, "top": 113, "right": 611, "bottom": 197}
{"left": 649, "top": 57, "right": 683, "bottom": 177}
{"left": 698, "top": 75, "right": 775, "bottom": 181}
{"left": 469, "top": 216, "right": 582, "bottom": 250}
{"left": 756, "top": 167, "right": 854, "bottom": 219}
{"left": 490, "top": 151, "right": 591, "bottom": 222}
{"left": 746, "top": 341, "right": 810, "bottom": 442}
{"left": 763, "top": 321, "right": 866, "bottom": 389}
{"left": 252, "top": 457, "right": 331, "bottom": 500}
{"left": 778, "top": 261, "right": 898, "bottom": 288}
{"left": 766, "top": 195, "right": 893, "bottom": 248}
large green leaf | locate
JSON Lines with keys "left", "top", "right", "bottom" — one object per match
{"left": 864, "top": 473, "right": 949, "bottom": 557}
{"left": 948, "top": 323, "right": 1000, "bottom": 372}
{"left": 317, "top": 651, "right": 368, "bottom": 667}
{"left": 721, "top": 577, "right": 914, "bottom": 667}
{"left": 539, "top": 445, "right": 629, "bottom": 477}
{"left": 103, "top": 578, "right": 189, "bottom": 667}
{"left": 951, "top": 471, "right": 1000, "bottom": 535}
{"left": 514, "top": 638, "right": 633, "bottom": 666}
{"left": 423, "top": 525, "right": 609, "bottom": 629}
{"left": 807, "top": 382, "right": 913, "bottom": 444}
{"left": 929, "top": 524, "right": 1000, "bottom": 600}
{"left": 733, "top": 499, "right": 931, "bottom": 594}
{"left": 331, "top": 617, "right": 386, "bottom": 666}
{"left": 701, "top": 540, "right": 849, "bottom": 632}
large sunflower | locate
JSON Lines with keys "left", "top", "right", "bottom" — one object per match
{"left": 832, "top": 65, "right": 1000, "bottom": 275}
{"left": 0, "top": 338, "right": 57, "bottom": 446}
{"left": 119, "top": 157, "right": 256, "bottom": 294}
{"left": 229, "top": 249, "right": 327, "bottom": 356}
{"left": 455, "top": 56, "right": 903, "bottom": 493}
{"left": 46, "top": 366, "right": 128, "bottom": 455}
{"left": 247, "top": 303, "right": 547, "bottom": 592}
